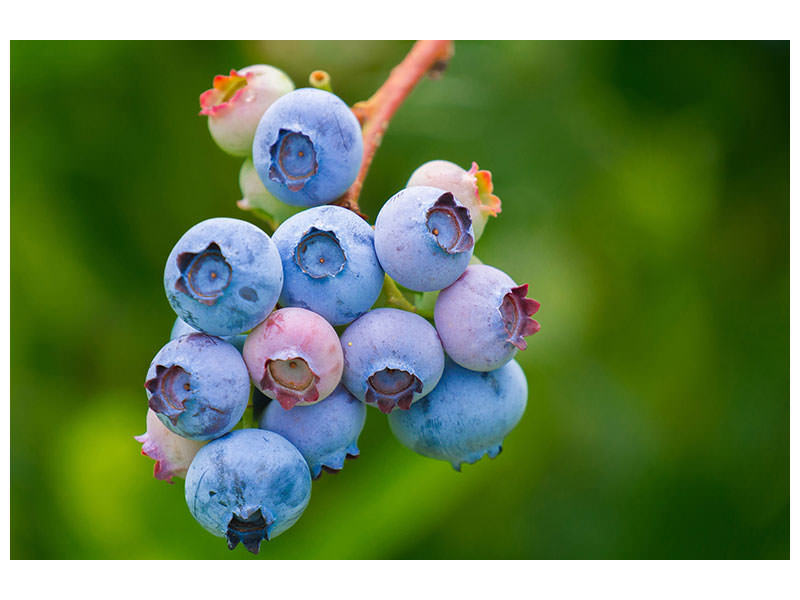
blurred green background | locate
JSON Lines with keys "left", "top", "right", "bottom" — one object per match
{"left": 10, "top": 41, "right": 788, "bottom": 559}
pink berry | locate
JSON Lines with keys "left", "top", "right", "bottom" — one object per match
{"left": 243, "top": 307, "right": 344, "bottom": 410}
{"left": 135, "top": 408, "right": 205, "bottom": 483}
{"left": 199, "top": 64, "right": 294, "bottom": 156}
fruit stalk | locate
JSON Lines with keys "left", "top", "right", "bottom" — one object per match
{"left": 335, "top": 40, "right": 454, "bottom": 214}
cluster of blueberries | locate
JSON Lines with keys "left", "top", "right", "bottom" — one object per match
{"left": 136, "top": 64, "right": 541, "bottom": 554}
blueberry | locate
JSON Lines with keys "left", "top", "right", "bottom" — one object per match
{"left": 388, "top": 357, "right": 527, "bottom": 471}
{"left": 164, "top": 217, "right": 283, "bottom": 336}
{"left": 144, "top": 333, "right": 250, "bottom": 441}
{"left": 340, "top": 308, "right": 444, "bottom": 414}
{"left": 184, "top": 429, "right": 312, "bottom": 554}
{"left": 259, "top": 384, "right": 366, "bottom": 479}
{"left": 243, "top": 307, "right": 344, "bottom": 410}
{"left": 374, "top": 186, "right": 474, "bottom": 292}
{"left": 434, "top": 264, "right": 541, "bottom": 371}
{"left": 199, "top": 64, "right": 294, "bottom": 157}
{"left": 135, "top": 408, "right": 206, "bottom": 483}
{"left": 252, "top": 88, "right": 363, "bottom": 207}
{"left": 407, "top": 160, "right": 501, "bottom": 241}
{"left": 170, "top": 316, "right": 246, "bottom": 353}
{"left": 271, "top": 205, "right": 384, "bottom": 325}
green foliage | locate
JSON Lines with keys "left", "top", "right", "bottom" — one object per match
{"left": 10, "top": 40, "right": 788, "bottom": 559}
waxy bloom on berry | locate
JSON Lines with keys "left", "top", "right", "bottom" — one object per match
{"left": 185, "top": 429, "right": 311, "bottom": 554}
{"left": 340, "top": 308, "right": 444, "bottom": 414}
{"left": 135, "top": 408, "right": 205, "bottom": 483}
{"left": 200, "top": 64, "right": 294, "bottom": 156}
{"left": 145, "top": 333, "right": 250, "bottom": 441}
{"left": 374, "top": 186, "right": 475, "bottom": 292}
{"left": 259, "top": 384, "right": 366, "bottom": 479}
{"left": 164, "top": 217, "right": 282, "bottom": 337}
{"left": 434, "top": 264, "right": 540, "bottom": 372}
{"left": 272, "top": 205, "right": 385, "bottom": 326}
{"left": 389, "top": 357, "right": 527, "bottom": 471}
{"left": 252, "top": 88, "right": 363, "bottom": 206}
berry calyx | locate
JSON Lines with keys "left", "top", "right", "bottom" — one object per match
{"left": 226, "top": 507, "right": 273, "bottom": 554}
{"left": 262, "top": 357, "right": 321, "bottom": 409}
{"left": 199, "top": 70, "right": 249, "bottom": 117}
{"left": 269, "top": 130, "right": 319, "bottom": 192}
{"left": 145, "top": 364, "right": 191, "bottom": 424}
{"left": 499, "top": 284, "right": 541, "bottom": 350}
{"left": 174, "top": 242, "right": 232, "bottom": 306}
{"left": 294, "top": 227, "right": 346, "bottom": 278}
{"left": 366, "top": 367, "right": 423, "bottom": 413}
{"left": 468, "top": 161, "right": 502, "bottom": 218}
{"left": 426, "top": 192, "right": 474, "bottom": 254}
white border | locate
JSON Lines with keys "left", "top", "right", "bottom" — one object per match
{"left": 1, "top": 1, "right": 797, "bottom": 40}
{"left": 3, "top": 2, "right": 796, "bottom": 597}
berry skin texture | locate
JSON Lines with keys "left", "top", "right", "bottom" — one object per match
{"left": 340, "top": 308, "right": 445, "bottom": 414}
{"left": 144, "top": 333, "right": 250, "bottom": 441}
{"left": 243, "top": 307, "right": 344, "bottom": 410}
{"left": 407, "top": 160, "right": 501, "bottom": 241}
{"left": 272, "top": 205, "right": 384, "bottom": 325}
{"left": 252, "top": 88, "right": 363, "bottom": 207}
{"left": 184, "top": 429, "right": 312, "bottom": 554}
{"left": 199, "top": 64, "right": 294, "bottom": 157}
{"left": 164, "top": 217, "right": 283, "bottom": 337}
{"left": 374, "top": 186, "right": 474, "bottom": 292}
{"left": 259, "top": 384, "right": 366, "bottom": 479}
{"left": 388, "top": 357, "right": 527, "bottom": 471}
{"left": 170, "top": 316, "right": 246, "bottom": 353}
{"left": 434, "top": 264, "right": 541, "bottom": 372}
{"left": 135, "top": 408, "right": 206, "bottom": 483}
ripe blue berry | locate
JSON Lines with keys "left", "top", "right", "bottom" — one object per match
{"left": 388, "top": 357, "right": 527, "bottom": 471}
{"left": 144, "top": 333, "right": 250, "bottom": 441}
{"left": 407, "top": 160, "right": 501, "bottom": 241}
{"left": 170, "top": 316, "right": 246, "bottom": 353}
{"left": 252, "top": 88, "right": 363, "bottom": 207}
{"left": 184, "top": 429, "right": 312, "bottom": 554}
{"left": 434, "top": 264, "right": 540, "bottom": 371}
{"left": 164, "top": 217, "right": 283, "bottom": 336}
{"left": 374, "top": 186, "right": 474, "bottom": 292}
{"left": 340, "top": 308, "right": 444, "bottom": 414}
{"left": 271, "top": 205, "right": 384, "bottom": 325}
{"left": 259, "top": 384, "right": 366, "bottom": 479}
{"left": 199, "top": 65, "right": 294, "bottom": 157}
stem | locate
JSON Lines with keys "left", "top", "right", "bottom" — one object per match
{"left": 381, "top": 275, "right": 418, "bottom": 313}
{"left": 334, "top": 40, "right": 454, "bottom": 215}
{"left": 309, "top": 70, "right": 332, "bottom": 92}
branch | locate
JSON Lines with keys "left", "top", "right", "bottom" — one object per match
{"left": 334, "top": 40, "right": 454, "bottom": 215}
